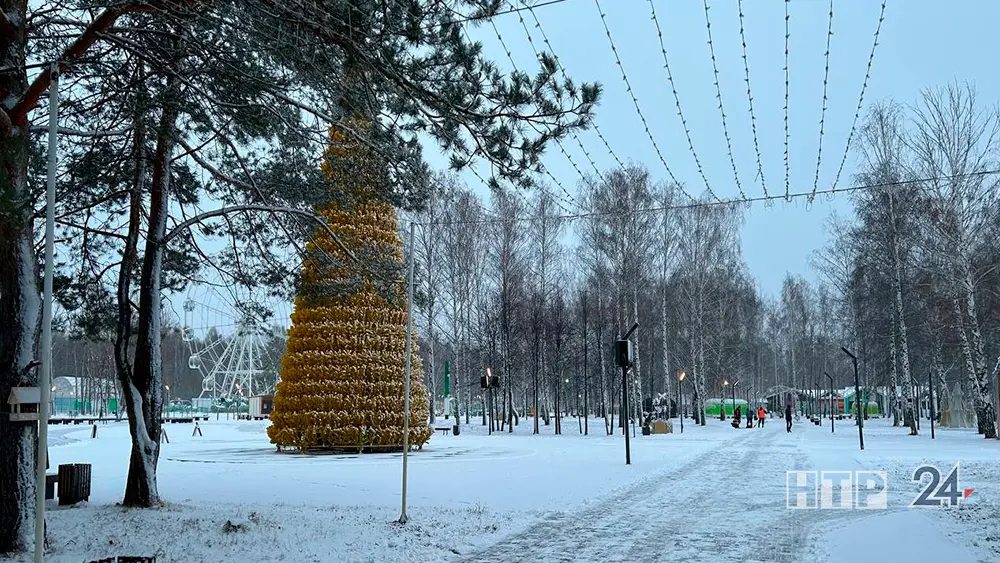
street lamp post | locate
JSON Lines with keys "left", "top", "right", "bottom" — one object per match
{"left": 677, "top": 370, "right": 685, "bottom": 434}
{"left": 731, "top": 380, "right": 737, "bottom": 420}
{"left": 841, "top": 347, "right": 864, "bottom": 451}
{"left": 617, "top": 322, "right": 639, "bottom": 466}
{"left": 825, "top": 372, "right": 834, "bottom": 434}
{"left": 721, "top": 380, "right": 728, "bottom": 421}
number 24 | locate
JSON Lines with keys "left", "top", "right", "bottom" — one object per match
{"left": 911, "top": 464, "right": 963, "bottom": 507}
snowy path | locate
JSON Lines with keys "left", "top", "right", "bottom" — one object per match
{"left": 464, "top": 423, "right": 890, "bottom": 563}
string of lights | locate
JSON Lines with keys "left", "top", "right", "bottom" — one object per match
{"left": 424, "top": 0, "right": 581, "bottom": 30}
{"left": 703, "top": 0, "right": 747, "bottom": 201}
{"left": 783, "top": 0, "right": 791, "bottom": 201}
{"left": 831, "top": 1, "right": 887, "bottom": 195}
{"left": 510, "top": 0, "right": 604, "bottom": 181}
{"left": 464, "top": 24, "right": 577, "bottom": 215}
{"left": 487, "top": 16, "right": 584, "bottom": 211}
{"left": 737, "top": 0, "right": 767, "bottom": 199}
{"left": 419, "top": 170, "right": 1000, "bottom": 228}
{"left": 647, "top": 0, "right": 717, "bottom": 201}
{"left": 521, "top": 1, "right": 627, "bottom": 172}
{"left": 592, "top": 0, "right": 697, "bottom": 202}
{"left": 810, "top": 0, "right": 835, "bottom": 203}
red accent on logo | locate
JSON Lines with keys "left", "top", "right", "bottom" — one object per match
{"left": 963, "top": 488, "right": 974, "bottom": 499}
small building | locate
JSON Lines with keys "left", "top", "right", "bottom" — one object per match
{"left": 843, "top": 388, "right": 881, "bottom": 416}
{"left": 191, "top": 397, "right": 214, "bottom": 412}
{"left": 704, "top": 398, "right": 749, "bottom": 417}
{"left": 819, "top": 393, "right": 845, "bottom": 416}
{"left": 249, "top": 394, "right": 274, "bottom": 418}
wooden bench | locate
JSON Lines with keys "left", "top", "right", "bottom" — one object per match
{"left": 433, "top": 426, "right": 451, "bottom": 436}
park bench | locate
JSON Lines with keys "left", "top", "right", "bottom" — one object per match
{"left": 433, "top": 426, "right": 452, "bottom": 436}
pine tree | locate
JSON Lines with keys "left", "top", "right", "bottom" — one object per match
{"left": 267, "top": 117, "right": 432, "bottom": 451}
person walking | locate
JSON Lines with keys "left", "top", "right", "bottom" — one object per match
{"left": 733, "top": 405, "right": 742, "bottom": 428}
{"left": 785, "top": 404, "right": 793, "bottom": 432}
{"left": 757, "top": 407, "right": 766, "bottom": 427}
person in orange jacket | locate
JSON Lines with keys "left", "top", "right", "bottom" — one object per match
{"left": 756, "top": 407, "right": 766, "bottom": 427}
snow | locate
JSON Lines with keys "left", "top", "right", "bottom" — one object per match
{"left": 6, "top": 414, "right": 1000, "bottom": 562}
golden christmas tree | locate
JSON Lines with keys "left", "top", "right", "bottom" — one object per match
{"left": 267, "top": 116, "right": 432, "bottom": 452}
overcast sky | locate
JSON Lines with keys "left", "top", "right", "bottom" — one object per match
{"left": 423, "top": 0, "right": 1000, "bottom": 298}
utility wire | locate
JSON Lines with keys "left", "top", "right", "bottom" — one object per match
{"left": 810, "top": 0, "right": 834, "bottom": 203}
{"left": 648, "top": 0, "right": 716, "bottom": 200}
{"left": 703, "top": 0, "right": 746, "bottom": 201}
{"left": 831, "top": 1, "right": 887, "bottom": 195}
{"left": 592, "top": 0, "right": 697, "bottom": 202}
{"left": 737, "top": 0, "right": 767, "bottom": 199}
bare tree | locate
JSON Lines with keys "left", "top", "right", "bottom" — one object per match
{"left": 908, "top": 83, "right": 1000, "bottom": 438}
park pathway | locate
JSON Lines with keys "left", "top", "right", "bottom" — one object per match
{"left": 463, "top": 420, "right": 904, "bottom": 563}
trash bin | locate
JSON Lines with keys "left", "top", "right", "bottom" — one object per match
{"left": 57, "top": 463, "right": 91, "bottom": 505}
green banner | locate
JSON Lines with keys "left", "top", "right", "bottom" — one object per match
{"left": 444, "top": 360, "right": 450, "bottom": 396}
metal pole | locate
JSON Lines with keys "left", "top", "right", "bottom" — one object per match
{"left": 826, "top": 373, "right": 834, "bottom": 434}
{"left": 928, "top": 370, "right": 935, "bottom": 440}
{"left": 842, "top": 347, "right": 864, "bottom": 451}
{"left": 677, "top": 379, "right": 683, "bottom": 433}
{"left": 35, "top": 62, "right": 59, "bottom": 563}
{"left": 398, "top": 221, "right": 416, "bottom": 525}
{"left": 731, "top": 382, "right": 736, "bottom": 421}
{"left": 622, "top": 364, "right": 630, "bottom": 464}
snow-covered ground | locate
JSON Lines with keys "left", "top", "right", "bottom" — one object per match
{"left": 6, "top": 414, "right": 999, "bottom": 562}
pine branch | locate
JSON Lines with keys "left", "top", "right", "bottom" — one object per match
{"left": 162, "top": 204, "right": 359, "bottom": 264}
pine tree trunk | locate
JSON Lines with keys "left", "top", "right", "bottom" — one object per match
{"left": 0, "top": 156, "right": 39, "bottom": 555}
{"left": 122, "top": 59, "right": 184, "bottom": 506}
{"left": 0, "top": 2, "right": 41, "bottom": 549}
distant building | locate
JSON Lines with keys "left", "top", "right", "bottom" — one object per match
{"left": 51, "top": 375, "right": 119, "bottom": 416}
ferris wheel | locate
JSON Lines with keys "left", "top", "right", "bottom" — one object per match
{"left": 181, "top": 282, "right": 291, "bottom": 402}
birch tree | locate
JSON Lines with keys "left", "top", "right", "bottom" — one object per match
{"left": 908, "top": 83, "right": 999, "bottom": 438}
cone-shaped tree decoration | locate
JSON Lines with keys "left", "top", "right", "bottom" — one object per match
{"left": 267, "top": 116, "right": 432, "bottom": 452}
